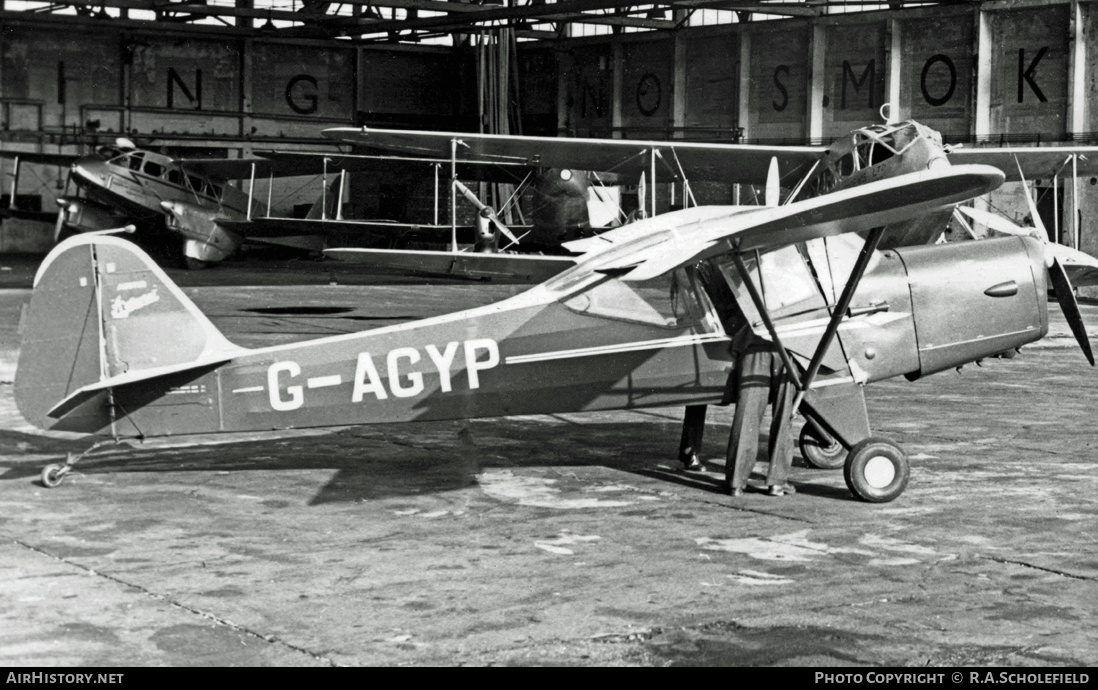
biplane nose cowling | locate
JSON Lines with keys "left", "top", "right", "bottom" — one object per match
{"left": 160, "top": 200, "right": 242, "bottom": 265}
{"left": 895, "top": 236, "right": 1049, "bottom": 378}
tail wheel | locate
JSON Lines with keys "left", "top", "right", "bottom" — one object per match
{"left": 41, "top": 463, "right": 68, "bottom": 488}
{"left": 844, "top": 438, "right": 909, "bottom": 503}
{"left": 799, "top": 424, "right": 846, "bottom": 469}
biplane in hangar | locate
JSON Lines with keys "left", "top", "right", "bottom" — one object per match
{"left": 317, "top": 120, "right": 1098, "bottom": 282}
{"left": 15, "top": 144, "right": 1096, "bottom": 502}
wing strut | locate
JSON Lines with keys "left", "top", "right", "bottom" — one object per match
{"left": 8, "top": 155, "right": 20, "bottom": 211}
{"left": 729, "top": 251, "right": 805, "bottom": 394}
{"left": 247, "top": 161, "right": 256, "bottom": 221}
{"left": 450, "top": 137, "right": 459, "bottom": 252}
{"left": 790, "top": 227, "right": 886, "bottom": 416}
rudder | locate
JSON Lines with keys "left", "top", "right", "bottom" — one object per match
{"left": 15, "top": 235, "right": 243, "bottom": 430}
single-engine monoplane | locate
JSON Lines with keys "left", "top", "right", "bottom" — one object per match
{"left": 16, "top": 138, "right": 1095, "bottom": 501}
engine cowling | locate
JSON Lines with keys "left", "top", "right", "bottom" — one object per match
{"left": 161, "top": 200, "right": 242, "bottom": 266}
{"left": 894, "top": 236, "right": 1048, "bottom": 378}
{"left": 53, "top": 196, "right": 119, "bottom": 243}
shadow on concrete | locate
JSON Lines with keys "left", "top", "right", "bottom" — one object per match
{"left": 0, "top": 417, "right": 856, "bottom": 504}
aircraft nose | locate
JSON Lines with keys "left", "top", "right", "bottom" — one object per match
{"left": 71, "top": 162, "right": 96, "bottom": 184}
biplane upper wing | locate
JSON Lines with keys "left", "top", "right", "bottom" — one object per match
{"left": 176, "top": 154, "right": 350, "bottom": 181}
{"left": 949, "top": 146, "right": 1098, "bottom": 182}
{"left": 0, "top": 150, "right": 79, "bottom": 167}
{"left": 323, "top": 127, "right": 828, "bottom": 187}
{"left": 566, "top": 164, "right": 1006, "bottom": 283}
{"left": 252, "top": 150, "right": 537, "bottom": 184}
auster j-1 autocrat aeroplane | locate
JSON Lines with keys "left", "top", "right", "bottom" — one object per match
{"left": 16, "top": 153, "right": 1096, "bottom": 502}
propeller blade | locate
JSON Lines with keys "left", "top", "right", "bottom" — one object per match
{"left": 1047, "top": 242, "right": 1098, "bottom": 288}
{"left": 491, "top": 216, "right": 519, "bottom": 245}
{"left": 765, "top": 156, "right": 780, "bottom": 207}
{"left": 1047, "top": 255, "right": 1094, "bottom": 366}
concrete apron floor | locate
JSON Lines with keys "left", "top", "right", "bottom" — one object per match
{"left": 0, "top": 272, "right": 1096, "bottom": 666}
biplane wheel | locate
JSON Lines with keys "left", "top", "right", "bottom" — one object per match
{"left": 843, "top": 438, "right": 909, "bottom": 503}
{"left": 40, "top": 464, "right": 68, "bottom": 488}
{"left": 799, "top": 425, "right": 846, "bottom": 470}
{"left": 183, "top": 256, "right": 210, "bottom": 270}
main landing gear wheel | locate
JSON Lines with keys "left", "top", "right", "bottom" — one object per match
{"left": 844, "top": 438, "right": 909, "bottom": 503}
{"left": 183, "top": 256, "right": 210, "bottom": 270}
{"left": 40, "top": 463, "right": 71, "bottom": 488}
{"left": 799, "top": 425, "right": 846, "bottom": 470}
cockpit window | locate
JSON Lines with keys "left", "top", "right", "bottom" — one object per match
{"left": 714, "top": 245, "right": 827, "bottom": 324}
{"left": 143, "top": 160, "right": 164, "bottom": 177}
{"left": 186, "top": 175, "right": 205, "bottom": 195}
{"left": 562, "top": 269, "right": 702, "bottom": 329}
{"left": 127, "top": 152, "right": 144, "bottom": 171}
{"left": 837, "top": 153, "right": 857, "bottom": 177}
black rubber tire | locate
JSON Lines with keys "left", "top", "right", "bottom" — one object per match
{"left": 183, "top": 256, "right": 210, "bottom": 270}
{"left": 799, "top": 424, "right": 846, "bottom": 470}
{"left": 843, "top": 437, "right": 910, "bottom": 503}
{"left": 41, "top": 464, "right": 65, "bottom": 488}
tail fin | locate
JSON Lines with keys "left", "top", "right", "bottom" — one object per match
{"left": 15, "top": 235, "right": 245, "bottom": 430}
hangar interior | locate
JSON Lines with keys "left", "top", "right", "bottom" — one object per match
{"left": 0, "top": 0, "right": 1096, "bottom": 286}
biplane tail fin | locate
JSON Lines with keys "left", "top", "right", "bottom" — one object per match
{"left": 15, "top": 235, "right": 245, "bottom": 429}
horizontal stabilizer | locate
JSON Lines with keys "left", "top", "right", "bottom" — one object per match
{"left": 47, "top": 356, "right": 235, "bottom": 420}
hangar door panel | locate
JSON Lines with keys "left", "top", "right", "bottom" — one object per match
{"left": 683, "top": 33, "right": 739, "bottom": 136}
{"left": 564, "top": 44, "right": 613, "bottom": 137}
{"left": 0, "top": 28, "right": 121, "bottom": 128}
{"left": 621, "top": 39, "right": 674, "bottom": 133}
{"left": 900, "top": 13, "right": 973, "bottom": 141}
{"left": 253, "top": 43, "right": 355, "bottom": 121}
{"left": 360, "top": 50, "right": 462, "bottom": 126}
{"left": 130, "top": 39, "right": 240, "bottom": 112}
{"left": 823, "top": 22, "right": 886, "bottom": 140}
{"left": 988, "top": 5, "right": 1069, "bottom": 139}
{"left": 748, "top": 24, "right": 809, "bottom": 141}
{"left": 517, "top": 48, "right": 558, "bottom": 136}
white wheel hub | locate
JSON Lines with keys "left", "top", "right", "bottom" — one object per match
{"left": 863, "top": 455, "right": 896, "bottom": 488}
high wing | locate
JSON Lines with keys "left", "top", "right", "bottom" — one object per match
{"left": 559, "top": 164, "right": 1006, "bottom": 283}
{"left": 949, "top": 146, "right": 1098, "bottom": 182}
{"left": 324, "top": 126, "right": 828, "bottom": 187}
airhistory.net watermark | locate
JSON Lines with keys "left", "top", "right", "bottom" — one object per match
{"left": 5, "top": 674, "right": 123, "bottom": 684}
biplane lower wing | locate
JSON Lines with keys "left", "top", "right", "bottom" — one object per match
{"left": 324, "top": 247, "right": 576, "bottom": 282}
{"left": 218, "top": 217, "right": 501, "bottom": 246}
